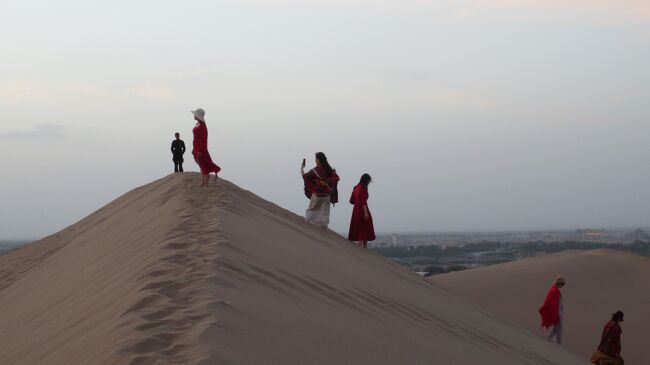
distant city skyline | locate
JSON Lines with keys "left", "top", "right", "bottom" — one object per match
{"left": 2, "top": 1, "right": 650, "bottom": 239}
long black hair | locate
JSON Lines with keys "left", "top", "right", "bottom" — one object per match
{"left": 315, "top": 152, "right": 333, "bottom": 176}
{"left": 358, "top": 173, "right": 371, "bottom": 187}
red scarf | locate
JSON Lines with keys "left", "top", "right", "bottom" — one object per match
{"left": 192, "top": 121, "right": 208, "bottom": 154}
{"left": 303, "top": 166, "right": 339, "bottom": 196}
{"left": 539, "top": 285, "right": 562, "bottom": 328}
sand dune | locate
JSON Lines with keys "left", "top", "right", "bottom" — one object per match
{"left": 429, "top": 249, "right": 650, "bottom": 364}
{"left": 0, "top": 173, "right": 587, "bottom": 364}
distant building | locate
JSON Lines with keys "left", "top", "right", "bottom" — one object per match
{"left": 576, "top": 228, "right": 605, "bottom": 242}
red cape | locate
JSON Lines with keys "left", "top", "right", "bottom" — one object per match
{"left": 192, "top": 121, "right": 221, "bottom": 175}
{"left": 303, "top": 166, "right": 339, "bottom": 195}
{"left": 539, "top": 285, "right": 562, "bottom": 328}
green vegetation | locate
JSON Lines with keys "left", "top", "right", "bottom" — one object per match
{"left": 372, "top": 240, "right": 650, "bottom": 276}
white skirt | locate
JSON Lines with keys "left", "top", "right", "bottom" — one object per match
{"left": 305, "top": 195, "right": 331, "bottom": 226}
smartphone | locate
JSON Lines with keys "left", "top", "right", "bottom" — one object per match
{"left": 301, "top": 158, "right": 306, "bottom": 168}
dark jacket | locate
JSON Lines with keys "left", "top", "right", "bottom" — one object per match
{"left": 171, "top": 139, "right": 186, "bottom": 156}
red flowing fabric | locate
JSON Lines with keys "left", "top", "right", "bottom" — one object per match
{"left": 597, "top": 320, "right": 622, "bottom": 358}
{"left": 539, "top": 285, "right": 562, "bottom": 328}
{"left": 303, "top": 166, "right": 339, "bottom": 196}
{"left": 192, "top": 121, "right": 221, "bottom": 175}
{"left": 347, "top": 185, "right": 376, "bottom": 242}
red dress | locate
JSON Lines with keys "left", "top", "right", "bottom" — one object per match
{"left": 539, "top": 285, "right": 562, "bottom": 328}
{"left": 192, "top": 121, "right": 221, "bottom": 175}
{"left": 348, "top": 185, "right": 376, "bottom": 242}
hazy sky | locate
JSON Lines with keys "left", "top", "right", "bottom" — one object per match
{"left": 1, "top": 0, "right": 650, "bottom": 239}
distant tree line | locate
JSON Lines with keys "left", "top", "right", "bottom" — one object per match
{"left": 373, "top": 240, "right": 650, "bottom": 259}
{"left": 372, "top": 241, "right": 503, "bottom": 259}
{"left": 0, "top": 240, "right": 30, "bottom": 254}
{"left": 372, "top": 240, "right": 650, "bottom": 276}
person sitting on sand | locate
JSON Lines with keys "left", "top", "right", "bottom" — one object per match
{"left": 171, "top": 132, "right": 186, "bottom": 173}
{"left": 539, "top": 276, "right": 566, "bottom": 344}
{"left": 591, "top": 311, "right": 625, "bottom": 365}
{"left": 301, "top": 152, "right": 340, "bottom": 229}
{"left": 191, "top": 108, "right": 221, "bottom": 187}
{"left": 348, "top": 173, "right": 376, "bottom": 248}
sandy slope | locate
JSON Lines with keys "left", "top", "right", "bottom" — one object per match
{"left": 429, "top": 249, "right": 650, "bottom": 364}
{"left": 0, "top": 173, "right": 587, "bottom": 364}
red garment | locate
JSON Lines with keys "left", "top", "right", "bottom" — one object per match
{"left": 597, "top": 320, "right": 622, "bottom": 358}
{"left": 303, "top": 166, "right": 339, "bottom": 196}
{"left": 348, "top": 185, "right": 376, "bottom": 242}
{"left": 539, "top": 285, "right": 562, "bottom": 328}
{"left": 192, "top": 121, "right": 221, "bottom": 175}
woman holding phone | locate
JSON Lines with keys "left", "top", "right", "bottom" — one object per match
{"left": 348, "top": 173, "right": 375, "bottom": 248}
{"left": 301, "top": 152, "right": 340, "bottom": 228}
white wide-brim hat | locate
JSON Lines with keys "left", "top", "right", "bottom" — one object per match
{"left": 191, "top": 108, "right": 206, "bottom": 122}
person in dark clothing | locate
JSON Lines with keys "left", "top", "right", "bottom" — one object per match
{"left": 171, "top": 132, "right": 186, "bottom": 172}
{"left": 591, "top": 311, "right": 625, "bottom": 365}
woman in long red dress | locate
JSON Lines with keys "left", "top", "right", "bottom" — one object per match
{"left": 191, "top": 108, "right": 221, "bottom": 187}
{"left": 348, "top": 173, "right": 375, "bottom": 248}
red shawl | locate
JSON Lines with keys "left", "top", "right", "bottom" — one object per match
{"left": 192, "top": 121, "right": 221, "bottom": 175}
{"left": 192, "top": 121, "right": 208, "bottom": 155}
{"left": 597, "top": 320, "right": 622, "bottom": 358}
{"left": 539, "top": 285, "right": 562, "bottom": 328}
{"left": 303, "top": 166, "right": 340, "bottom": 196}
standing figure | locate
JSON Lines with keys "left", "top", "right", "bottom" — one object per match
{"left": 191, "top": 108, "right": 221, "bottom": 187}
{"left": 301, "top": 152, "right": 340, "bottom": 229}
{"left": 348, "top": 173, "right": 376, "bottom": 248}
{"left": 171, "top": 132, "right": 186, "bottom": 172}
{"left": 591, "top": 311, "right": 625, "bottom": 365}
{"left": 539, "top": 276, "right": 566, "bottom": 344}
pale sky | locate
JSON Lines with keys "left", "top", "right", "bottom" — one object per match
{"left": 1, "top": 0, "right": 650, "bottom": 239}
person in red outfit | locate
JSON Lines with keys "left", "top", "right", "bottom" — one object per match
{"left": 591, "top": 311, "right": 625, "bottom": 365}
{"left": 191, "top": 108, "right": 221, "bottom": 187}
{"left": 301, "top": 152, "right": 340, "bottom": 229}
{"left": 539, "top": 276, "right": 566, "bottom": 344}
{"left": 348, "top": 173, "right": 376, "bottom": 248}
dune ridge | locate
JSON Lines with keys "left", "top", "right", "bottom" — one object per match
{"left": 429, "top": 249, "right": 650, "bottom": 364}
{"left": 0, "top": 173, "right": 588, "bottom": 364}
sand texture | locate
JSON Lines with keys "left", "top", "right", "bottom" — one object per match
{"left": 0, "top": 173, "right": 588, "bottom": 364}
{"left": 430, "top": 249, "right": 650, "bottom": 364}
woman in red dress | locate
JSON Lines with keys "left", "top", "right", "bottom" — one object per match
{"left": 348, "top": 173, "right": 375, "bottom": 248}
{"left": 191, "top": 108, "right": 221, "bottom": 187}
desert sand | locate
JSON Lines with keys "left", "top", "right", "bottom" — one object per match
{"left": 0, "top": 173, "right": 587, "bottom": 364}
{"left": 430, "top": 249, "right": 650, "bottom": 364}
